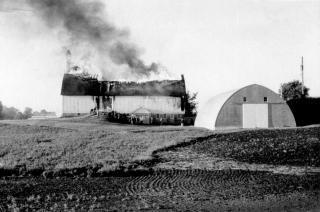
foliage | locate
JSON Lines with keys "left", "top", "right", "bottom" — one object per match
{"left": 0, "top": 103, "right": 35, "bottom": 120}
{"left": 40, "top": 109, "right": 47, "bottom": 114}
{"left": 33, "top": 109, "right": 57, "bottom": 117}
{"left": 185, "top": 91, "right": 198, "bottom": 117}
{"left": 15, "top": 112, "right": 25, "bottom": 120}
{"left": 1, "top": 106, "right": 20, "bottom": 120}
{"left": 23, "top": 107, "right": 33, "bottom": 119}
{"left": 0, "top": 101, "right": 2, "bottom": 119}
{"left": 279, "top": 80, "right": 309, "bottom": 101}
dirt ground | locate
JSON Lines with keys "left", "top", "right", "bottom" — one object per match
{"left": 156, "top": 148, "right": 320, "bottom": 175}
{"left": 1, "top": 170, "right": 320, "bottom": 211}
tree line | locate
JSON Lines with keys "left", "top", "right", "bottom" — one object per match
{"left": 0, "top": 101, "right": 56, "bottom": 120}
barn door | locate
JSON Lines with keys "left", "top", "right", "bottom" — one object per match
{"left": 242, "top": 104, "right": 268, "bottom": 128}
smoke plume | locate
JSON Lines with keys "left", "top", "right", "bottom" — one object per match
{"left": 27, "top": 0, "right": 162, "bottom": 80}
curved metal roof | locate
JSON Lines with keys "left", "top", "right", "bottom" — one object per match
{"left": 195, "top": 89, "right": 237, "bottom": 130}
{"left": 195, "top": 84, "right": 291, "bottom": 130}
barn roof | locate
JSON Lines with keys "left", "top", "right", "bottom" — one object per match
{"left": 131, "top": 107, "right": 170, "bottom": 115}
{"left": 61, "top": 74, "right": 100, "bottom": 96}
{"left": 131, "top": 107, "right": 153, "bottom": 115}
{"left": 61, "top": 74, "right": 186, "bottom": 97}
{"left": 195, "top": 88, "right": 237, "bottom": 130}
{"left": 100, "top": 80, "right": 186, "bottom": 97}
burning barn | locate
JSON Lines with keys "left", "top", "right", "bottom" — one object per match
{"left": 61, "top": 73, "right": 186, "bottom": 125}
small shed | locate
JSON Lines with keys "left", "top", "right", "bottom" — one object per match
{"left": 131, "top": 107, "right": 152, "bottom": 124}
{"left": 195, "top": 84, "right": 296, "bottom": 130}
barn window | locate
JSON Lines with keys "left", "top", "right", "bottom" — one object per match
{"left": 264, "top": 97, "right": 268, "bottom": 102}
{"left": 156, "top": 114, "right": 160, "bottom": 118}
{"left": 243, "top": 97, "right": 247, "bottom": 102}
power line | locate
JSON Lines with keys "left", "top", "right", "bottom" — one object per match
{"left": 301, "top": 56, "right": 304, "bottom": 95}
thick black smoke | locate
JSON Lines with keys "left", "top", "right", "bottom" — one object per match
{"left": 27, "top": 0, "right": 160, "bottom": 79}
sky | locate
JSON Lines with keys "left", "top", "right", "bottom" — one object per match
{"left": 0, "top": 0, "right": 319, "bottom": 115}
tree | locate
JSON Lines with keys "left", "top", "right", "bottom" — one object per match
{"left": 185, "top": 91, "right": 198, "bottom": 117}
{"left": 279, "top": 80, "right": 309, "bottom": 101}
{"left": 15, "top": 112, "right": 25, "bottom": 120}
{"left": 2, "top": 106, "right": 19, "bottom": 120}
{"left": 40, "top": 109, "right": 48, "bottom": 115}
{"left": 23, "top": 107, "right": 33, "bottom": 119}
{"left": 0, "top": 101, "right": 3, "bottom": 119}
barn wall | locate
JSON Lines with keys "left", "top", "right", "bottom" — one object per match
{"left": 215, "top": 84, "right": 296, "bottom": 129}
{"left": 113, "top": 96, "right": 183, "bottom": 114}
{"left": 62, "top": 96, "right": 95, "bottom": 116}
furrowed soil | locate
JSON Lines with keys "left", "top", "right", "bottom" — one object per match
{"left": 1, "top": 118, "right": 320, "bottom": 211}
{"left": 155, "top": 127, "right": 320, "bottom": 178}
{"left": 156, "top": 127, "right": 320, "bottom": 168}
{"left": 1, "top": 170, "right": 320, "bottom": 211}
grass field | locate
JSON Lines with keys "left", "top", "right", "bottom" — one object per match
{"left": 0, "top": 117, "right": 210, "bottom": 175}
{"left": 1, "top": 117, "right": 320, "bottom": 211}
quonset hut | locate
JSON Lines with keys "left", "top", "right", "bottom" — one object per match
{"left": 61, "top": 73, "right": 186, "bottom": 124}
{"left": 195, "top": 84, "right": 296, "bottom": 130}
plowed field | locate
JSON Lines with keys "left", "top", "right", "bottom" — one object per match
{"left": 1, "top": 170, "right": 320, "bottom": 211}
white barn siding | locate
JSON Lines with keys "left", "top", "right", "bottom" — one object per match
{"left": 113, "top": 96, "right": 183, "bottom": 114}
{"left": 62, "top": 96, "right": 95, "bottom": 115}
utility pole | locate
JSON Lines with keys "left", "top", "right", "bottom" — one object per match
{"left": 301, "top": 56, "right": 304, "bottom": 95}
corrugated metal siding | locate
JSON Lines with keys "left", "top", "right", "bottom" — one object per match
{"left": 196, "top": 84, "right": 296, "bottom": 130}
{"left": 269, "top": 103, "right": 296, "bottom": 128}
{"left": 113, "top": 96, "right": 183, "bottom": 114}
{"left": 62, "top": 96, "right": 95, "bottom": 114}
{"left": 216, "top": 84, "right": 296, "bottom": 129}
